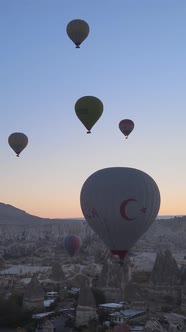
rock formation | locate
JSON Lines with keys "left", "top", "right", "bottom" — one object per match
{"left": 67, "top": 273, "right": 90, "bottom": 288}
{"left": 143, "top": 318, "right": 166, "bottom": 331}
{"left": 23, "top": 274, "right": 44, "bottom": 311}
{"left": 150, "top": 250, "right": 181, "bottom": 285}
{"left": 76, "top": 285, "right": 98, "bottom": 327}
{"left": 96, "top": 252, "right": 131, "bottom": 288}
{"left": 50, "top": 262, "right": 65, "bottom": 282}
{"left": 0, "top": 256, "right": 6, "bottom": 269}
{"left": 94, "top": 251, "right": 132, "bottom": 302}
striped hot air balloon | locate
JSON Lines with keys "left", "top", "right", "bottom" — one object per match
{"left": 63, "top": 234, "right": 82, "bottom": 257}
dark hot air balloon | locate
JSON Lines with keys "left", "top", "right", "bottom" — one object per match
{"left": 119, "top": 119, "right": 134, "bottom": 139}
{"left": 66, "top": 19, "right": 89, "bottom": 48}
{"left": 80, "top": 167, "right": 160, "bottom": 264}
{"left": 8, "top": 132, "right": 28, "bottom": 157}
{"left": 75, "top": 96, "right": 103, "bottom": 133}
{"left": 63, "top": 234, "right": 82, "bottom": 257}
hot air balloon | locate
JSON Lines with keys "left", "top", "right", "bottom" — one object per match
{"left": 8, "top": 132, "right": 28, "bottom": 157}
{"left": 80, "top": 167, "right": 160, "bottom": 264}
{"left": 66, "top": 19, "right": 89, "bottom": 48}
{"left": 119, "top": 119, "right": 134, "bottom": 139}
{"left": 75, "top": 96, "right": 103, "bottom": 133}
{"left": 63, "top": 234, "right": 82, "bottom": 257}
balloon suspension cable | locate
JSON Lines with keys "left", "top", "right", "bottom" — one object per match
{"left": 87, "top": 130, "right": 91, "bottom": 134}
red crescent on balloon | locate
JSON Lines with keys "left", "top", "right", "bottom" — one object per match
{"left": 120, "top": 198, "right": 137, "bottom": 221}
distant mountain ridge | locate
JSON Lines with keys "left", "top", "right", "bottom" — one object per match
{"left": 0, "top": 202, "right": 48, "bottom": 224}
{"left": 157, "top": 215, "right": 184, "bottom": 219}
{"left": 0, "top": 202, "right": 84, "bottom": 225}
{"left": 0, "top": 202, "right": 185, "bottom": 262}
{"left": 1, "top": 202, "right": 184, "bottom": 223}
{"left": 0, "top": 203, "right": 87, "bottom": 257}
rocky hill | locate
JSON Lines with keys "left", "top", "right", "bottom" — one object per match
{"left": 136, "top": 216, "right": 186, "bottom": 251}
{"left": 0, "top": 202, "right": 185, "bottom": 266}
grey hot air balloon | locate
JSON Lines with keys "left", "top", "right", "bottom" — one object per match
{"left": 80, "top": 167, "right": 160, "bottom": 264}
{"left": 75, "top": 96, "right": 103, "bottom": 133}
{"left": 8, "top": 132, "right": 28, "bottom": 157}
{"left": 66, "top": 19, "right": 89, "bottom": 48}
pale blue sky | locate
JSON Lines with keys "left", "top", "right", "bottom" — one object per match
{"left": 0, "top": 1, "right": 186, "bottom": 217}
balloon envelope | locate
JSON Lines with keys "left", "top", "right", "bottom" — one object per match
{"left": 8, "top": 132, "right": 28, "bottom": 157}
{"left": 64, "top": 234, "right": 82, "bottom": 257}
{"left": 66, "top": 19, "right": 89, "bottom": 48}
{"left": 75, "top": 96, "right": 103, "bottom": 133}
{"left": 119, "top": 119, "right": 134, "bottom": 139}
{"left": 80, "top": 167, "right": 160, "bottom": 263}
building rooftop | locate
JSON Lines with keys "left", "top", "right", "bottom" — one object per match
{"left": 110, "top": 308, "right": 146, "bottom": 318}
{"left": 99, "top": 303, "right": 123, "bottom": 309}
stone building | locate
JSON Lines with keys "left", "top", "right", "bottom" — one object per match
{"left": 23, "top": 274, "right": 44, "bottom": 311}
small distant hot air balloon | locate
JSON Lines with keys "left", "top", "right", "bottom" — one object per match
{"left": 80, "top": 167, "right": 160, "bottom": 264}
{"left": 119, "top": 119, "right": 134, "bottom": 139}
{"left": 8, "top": 132, "right": 28, "bottom": 157}
{"left": 75, "top": 96, "right": 103, "bottom": 133}
{"left": 63, "top": 234, "right": 82, "bottom": 257}
{"left": 66, "top": 19, "right": 89, "bottom": 48}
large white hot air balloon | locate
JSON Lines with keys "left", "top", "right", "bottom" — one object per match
{"left": 80, "top": 167, "right": 160, "bottom": 264}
